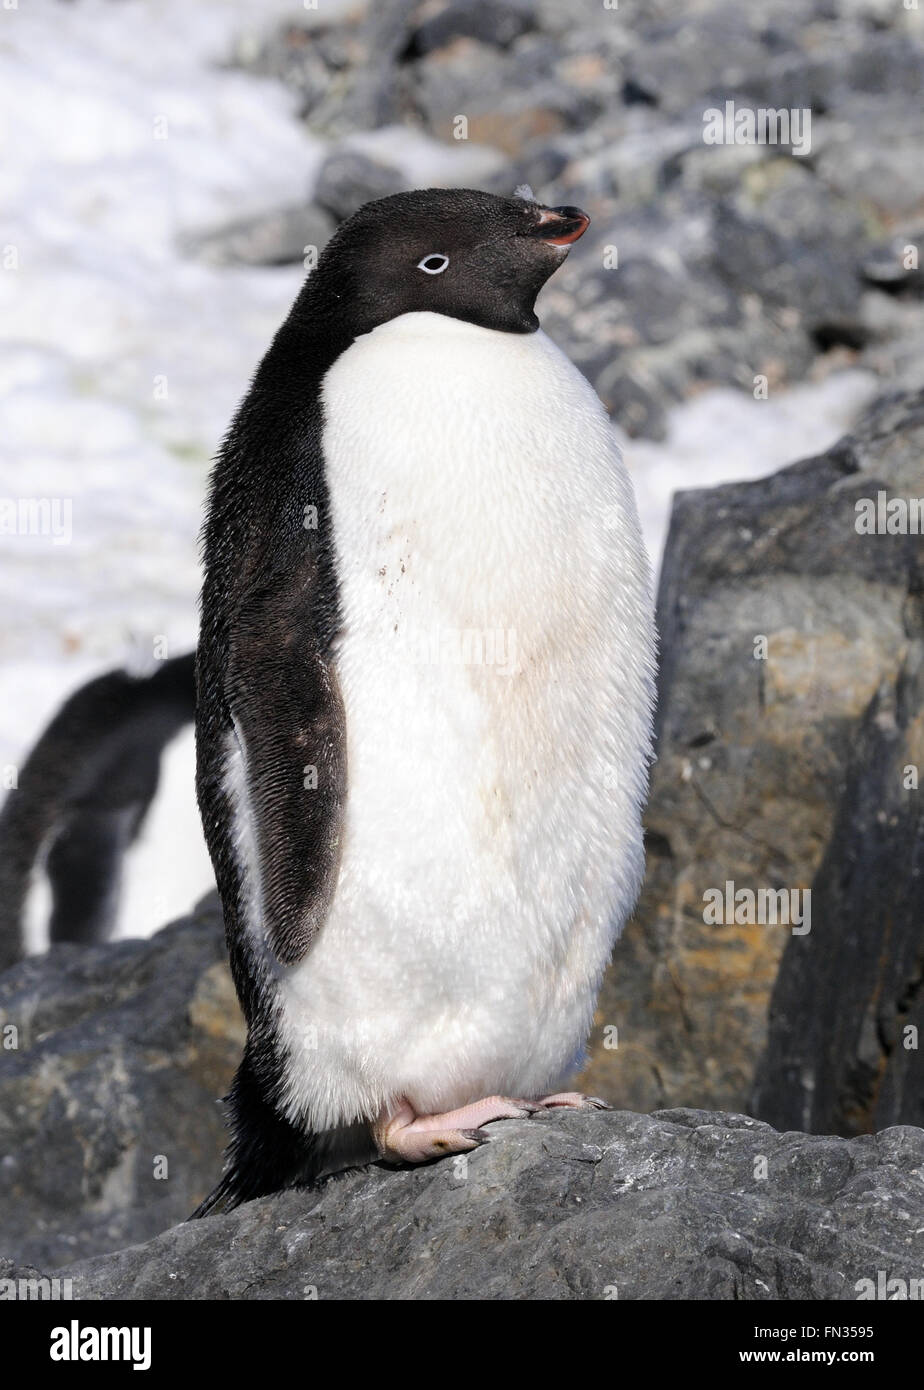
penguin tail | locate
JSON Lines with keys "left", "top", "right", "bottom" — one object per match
{"left": 189, "top": 1051, "right": 377, "bottom": 1218}
{"left": 188, "top": 1169, "right": 241, "bottom": 1220}
{"left": 188, "top": 1050, "right": 321, "bottom": 1219}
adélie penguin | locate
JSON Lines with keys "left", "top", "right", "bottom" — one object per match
{"left": 193, "top": 187, "right": 656, "bottom": 1215}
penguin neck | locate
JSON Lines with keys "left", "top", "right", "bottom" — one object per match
{"left": 281, "top": 271, "right": 538, "bottom": 375}
{"left": 276, "top": 281, "right": 358, "bottom": 381}
{"left": 283, "top": 271, "right": 377, "bottom": 372}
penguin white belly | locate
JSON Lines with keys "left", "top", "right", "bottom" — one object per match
{"left": 277, "top": 311, "right": 654, "bottom": 1132}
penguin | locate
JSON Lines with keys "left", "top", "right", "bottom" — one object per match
{"left": 193, "top": 187, "right": 656, "bottom": 1215}
{"left": 0, "top": 653, "right": 196, "bottom": 967}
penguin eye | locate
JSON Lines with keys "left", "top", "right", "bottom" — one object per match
{"left": 417, "top": 253, "right": 449, "bottom": 275}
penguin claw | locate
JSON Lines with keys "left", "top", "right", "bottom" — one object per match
{"left": 534, "top": 1091, "right": 612, "bottom": 1111}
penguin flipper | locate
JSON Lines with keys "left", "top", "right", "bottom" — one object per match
{"left": 225, "top": 586, "right": 347, "bottom": 968}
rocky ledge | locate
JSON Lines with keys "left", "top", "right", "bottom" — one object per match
{"left": 7, "top": 1105, "right": 924, "bottom": 1301}
{"left": 2, "top": 899, "right": 921, "bottom": 1298}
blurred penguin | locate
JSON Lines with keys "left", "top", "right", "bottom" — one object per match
{"left": 0, "top": 652, "right": 197, "bottom": 970}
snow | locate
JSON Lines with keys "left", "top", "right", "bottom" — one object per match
{"left": 0, "top": 0, "right": 333, "bottom": 945}
{"left": 0, "top": 0, "right": 878, "bottom": 949}
{"left": 627, "top": 369, "right": 879, "bottom": 571}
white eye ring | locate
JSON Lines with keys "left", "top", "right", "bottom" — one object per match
{"left": 417, "top": 253, "right": 449, "bottom": 275}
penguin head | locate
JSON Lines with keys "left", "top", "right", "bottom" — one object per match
{"left": 308, "top": 187, "right": 590, "bottom": 337}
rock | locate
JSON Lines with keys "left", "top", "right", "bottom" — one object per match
{"left": 580, "top": 389, "right": 924, "bottom": 1115}
{"left": 311, "top": 129, "right": 510, "bottom": 222}
{"left": 182, "top": 205, "right": 335, "bottom": 267}
{"left": 619, "top": 8, "right": 801, "bottom": 117}
{"left": 701, "top": 23, "right": 924, "bottom": 119}
{"left": 813, "top": 100, "right": 924, "bottom": 218}
{"left": 229, "top": 18, "right": 357, "bottom": 118}
{"left": 536, "top": 184, "right": 824, "bottom": 435}
{"left": 753, "top": 641, "right": 924, "bottom": 1135}
{"left": 713, "top": 161, "right": 866, "bottom": 345}
{"left": 409, "top": 32, "right": 604, "bottom": 157}
{"left": 0, "top": 895, "right": 240, "bottom": 1269}
{"left": 862, "top": 232, "right": 924, "bottom": 297}
{"left": 859, "top": 295, "right": 924, "bottom": 399}
{"left": 28, "top": 1108, "right": 924, "bottom": 1300}
{"left": 230, "top": 6, "right": 403, "bottom": 131}
{"left": 300, "top": 0, "right": 421, "bottom": 136}
{"left": 314, "top": 149, "right": 406, "bottom": 222}
{"left": 408, "top": 0, "right": 537, "bottom": 56}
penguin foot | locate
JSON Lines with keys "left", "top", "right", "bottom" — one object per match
{"left": 373, "top": 1095, "right": 539, "bottom": 1164}
{"left": 534, "top": 1091, "right": 611, "bottom": 1110}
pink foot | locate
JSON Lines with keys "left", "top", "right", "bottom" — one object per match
{"left": 373, "top": 1095, "right": 540, "bottom": 1164}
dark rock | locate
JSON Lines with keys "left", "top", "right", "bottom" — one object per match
{"left": 862, "top": 232, "right": 924, "bottom": 297}
{"left": 813, "top": 105, "right": 924, "bottom": 219}
{"left": 31, "top": 1107, "right": 924, "bottom": 1300}
{"left": 182, "top": 205, "right": 335, "bottom": 267}
{"left": 303, "top": 0, "right": 422, "bottom": 135}
{"left": 619, "top": 8, "right": 801, "bottom": 118}
{"left": 235, "top": 3, "right": 420, "bottom": 135}
{"left": 753, "top": 641, "right": 924, "bottom": 1135}
{"left": 592, "top": 366, "right": 668, "bottom": 441}
{"left": 314, "top": 149, "right": 406, "bottom": 222}
{"left": 726, "top": 29, "right": 924, "bottom": 116}
{"left": 0, "top": 895, "right": 240, "bottom": 1269}
{"left": 408, "top": 0, "right": 536, "bottom": 57}
{"left": 580, "top": 389, "right": 924, "bottom": 1115}
{"left": 410, "top": 38, "right": 601, "bottom": 156}
{"left": 710, "top": 198, "right": 863, "bottom": 345}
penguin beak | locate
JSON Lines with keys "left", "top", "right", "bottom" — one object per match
{"left": 529, "top": 205, "right": 591, "bottom": 247}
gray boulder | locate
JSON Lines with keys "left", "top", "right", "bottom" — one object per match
{"left": 0, "top": 896, "right": 239, "bottom": 1269}
{"left": 582, "top": 389, "right": 924, "bottom": 1115}
{"left": 314, "top": 149, "right": 406, "bottom": 222}
{"left": 753, "top": 640, "right": 924, "bottom": 1135}
{"left": 28, "top": 1108, "right": 924, "bottom": 1300}
{"left": 408, "top": 0, "right": 537, "bottom": 56}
